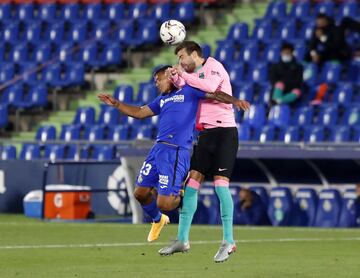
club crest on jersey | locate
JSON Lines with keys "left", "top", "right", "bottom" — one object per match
{"left": 199, "top": 72, "right": 204, "bottom": 79}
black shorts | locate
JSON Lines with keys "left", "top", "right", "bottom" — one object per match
{"left": 190, "top": 127, "right": 238, "bottom": 179}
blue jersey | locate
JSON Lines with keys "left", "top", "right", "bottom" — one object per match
{"left": 147, "top": 85, "right": 206, "bottom": 149}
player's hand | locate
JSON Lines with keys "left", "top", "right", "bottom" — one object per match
{"left": 98, "top": 93, "right": 119, "bottom": 107}
{"left": 173, "top": 65, "right": 184, "bottom": 75}
{"left": 165, "top": 68, "right": 176, "bottom": 79}
{"left": 234, "top": 100, "right": 251, "bottom": 111}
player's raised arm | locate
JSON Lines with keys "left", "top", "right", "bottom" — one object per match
{"left": 97, "top": 93, "right": 154, "bottom": 119}
{"left": 205, "top": 91, "right": 251, "bottom": 111}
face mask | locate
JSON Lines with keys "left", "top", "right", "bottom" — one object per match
{"left": 281, "top": 55, "right": 292, "bottom": 63}
{"left": 320, "top": 35, "right": 327, "bottom": 43}
{"left": 354, "top": 57, "right": 360, "bottom": 62}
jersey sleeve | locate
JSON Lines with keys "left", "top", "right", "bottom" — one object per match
{"left": 184, "top": 85, "right": 206, "bottom": 99}
{"left": 170, "top": 73, "right": 186, "bottom": 88}
{"left": 147, "top": 95, "right": 161, "bottom": 115}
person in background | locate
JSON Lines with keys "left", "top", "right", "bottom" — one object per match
{"left": 234, "top": 188, "right": 270, "bottom": 226}
{"left": 269, "top": 42, "right": 303, "bottom": 105}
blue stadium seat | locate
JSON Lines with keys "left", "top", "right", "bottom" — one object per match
{"left": 44, "top": 63, "right": 61, "bottom": 87}
{"left": 84, "top": 125, "right": 105, "bottom": 142}
{"left": 73, "top": 107, "right": 96, "bottom": 126}
{"left": 173, "top": 2, "right": 194, "bottom": 23}
{"left": 44, "top": 145, "right": 65, "bottom": 161}
{"left": 292, "top": 106, "right": 313, "bottom": 126}
{"left": 136, "top": 125, "right": 155, "bottom": 140}
{"left": 294, "top": 42, "right": 306, "bottom": 61}
{"left": 20, "top": 144, "right": 40, "bottom": 160}
{"left": 293, "top": 188, "right": 318, "bottom": 226}
{"left": 314, "top": 189, "right": 342, "bottom": 227}
{"left": 103, "top": 43, "right": 122, "bottom": 66}
{"left": 18, "top": 62, "right": 38, "bottom": 86}
{"left": 256, "top": 82, "right": 272, "bottom": 104}
{"left": 106, "top": 3, "right": 125, "bottom": 23}
{"left": 268, "top": 104, "right": 290, "bottom": 128}
{"left": 352, "top": 126, "right": 360, "bottom": 142}
{"left": 338, "top": 188, "right": 360, "bottom": 227}
{"left": 226, "top": 22, "right": 249, "bottom": 44}
{"left": 66, "top": 62, "right": 85, "bottom": 86}
{"left": 252, "top": 21, "right": 272, "bottom": 42}
{"left": 114, "top": 85, "right": 134, "bottom": 103}
{"left": 3, "top": 22, "right": 19, "bottom": 43}
{"left": 1, "top": 83, "right": 23, "bottom": 107}
{"left": 249, "top": 63, "right": 267, "bottom": 83}
{"left": 150, "top": 2, "right": 170, "bottom": 22}
{"left": 193, "top": 186, "right": 220, "bottom": 225}
{"left": 315, "top": 104, "right": 338, "bottom": 126}
{"left": 25, "top": 22, "right": 41, "bottom": 44}
{"left": 98, "top": 106, "right": 120, "bottom": 126}
{"left": 113, "top": 21, "right": 134, "bottom": 46}
{"left": 11, "top": 43, "right": 28, "bottom": 64}
{"left": 265, "top": 1, "right": 287, "bottom": 20}
{"left": 254, "top": 125, "right": 276, "bottom": 142}
{"left": 239, "top": 42, "right": 258, "bottom": 64}
{"left": 268, "top": 187, "right": 294, "bottom": 226}
{"left": 81, "top": 43, "right": 100, "bottom": 68}
{"left": 17, "top": 4, "right": 34, "bottom": 21}
{"left": 228, "top": 63, "right": 245, "bottom": 85}
{"left": 60, "top": 124, "right": 81, "bottom": 142}
{"left": 263, "top": 43, "right": 280, "bottom": 63}
{"left": 332, "top": 83, "right": 353, "bottom": 105}
{"left": 107, "top": 125, "right": 130, "bottom": 141}
{"left": 33, "top": 43, "right": 52, "bottom": 64}
{"left": 279, "top": 126, "right": 301, "bottom": 143}
{"left": 93, "top": 145, "right": 115, "bottom": 161}
{"left": 61, "top": 3, "right": 80, "bottom": 22}
{"left": 242, "top": 104, "right": 266, "bottom": 129}
{"left": 0, "top": 105, "right": 8, "bottom": 129}
{"left": 122, "top": 116, "right": 140, "bottom": 127}
{"left": 320, "top": 62, "right": 341, "bottom": 85}
{"left": 0, "top": 145, "right": 17, "bottom": 160}
{"left": 234, "top": 83, "right": 253, "bottom": 103}
{"left": 69, "top": 21, "right": 88, "bottom": 43}
{"left": 215, "top": 43, "right": 235, "bottom": 69}
{"left": 348, "top": 61, "right": 360, "bottom": 83}
{"left": 338, "top": 2, "right": 359, "bottom": 22}
{"left": 57, "top": 43, "right": 75, "bottom": 64}
{"left": 136, "top": 83, "right": 158, "bottom": 104}
{"left": 314, "top": 1, "right": 335, "bottom": 17}
{"left": 249, "top": 185, "right": 269, "bottom": 207}
{"left": 129, "top": 3, "right": 148, "bottom": 20}
{"left": 289, "top": 1, "right": 310, "bottom": 20}
{"left": 36, "top": 125, "right": 56, "bottom": 142}
{"left": 39, "top": 3, "right": 57, "bottom": 22}
{"left": 63, "top": 144, "right": 79, "bottom": 160}
{"left": 329, "top": 126, "right": 351, "bottom": 142}
{"left": 20, "top": 85, "right": 48, "bottom": 108}
{"left": 44, "top": 21, "right": 65, "bottom": 44}
{"left": 93, "top": 21, "right": 111, "bottom": 42}
{"left": 342, "top": 105, "right": 360, "bottom": 127}
{"left": 237, "top": 123, "right": 250, "bottom": 141}
{"left": 303, "top": 126, "right": 325, "bottom": 143}
{"left": 84, "top": 3, "right": 102, "bottom": 22}
{"left": 0, "top": 3, "right": 11, "bottom": 22}
{"left": 136, "top": 20, "right": 158, "bottom": 46}
{"left": 201, "top": 44, "right": 211, "bottom": 60}
{"left": 278, "top": 21, "right": 296, "bottom": 42}
{"left": 298, "top": 21, "right": 315, "bottom": 41}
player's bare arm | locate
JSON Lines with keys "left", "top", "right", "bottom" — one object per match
{"left": 98, "top": 93, "right": 154, "bottom": 119}
{"left": 206, "top": 92, "right": 251, "bottom": 111}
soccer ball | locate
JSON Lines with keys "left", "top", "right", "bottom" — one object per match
{"left": 159, "top": 20, "right": 186, "bottom": 46}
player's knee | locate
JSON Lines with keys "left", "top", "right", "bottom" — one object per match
{"left": 189, "top": 170, "right": 204, "bottom": 183}
{"left": 156, "top": 198, "right": 175, "bottom": 211}
{"left": 133, "top": 187, "right": 151, "bottom": 204}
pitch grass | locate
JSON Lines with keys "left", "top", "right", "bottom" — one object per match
{"left": 0, "top": 214, "right": 359, "bottom": 278}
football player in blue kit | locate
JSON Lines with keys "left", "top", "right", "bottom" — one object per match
{"left": 98, "top": 65, "right": 245, "bottom": 242}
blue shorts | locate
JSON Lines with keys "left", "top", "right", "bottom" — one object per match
{"left": 136, "top": 143, "right": 190, "bottom": 196}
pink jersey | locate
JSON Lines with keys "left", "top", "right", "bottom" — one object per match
{"left": 170, "top": 57, "right": 236, "bottom": 129}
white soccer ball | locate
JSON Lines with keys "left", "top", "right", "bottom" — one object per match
{"left": 159, "top": 20, "right": 186, "bottom": 46}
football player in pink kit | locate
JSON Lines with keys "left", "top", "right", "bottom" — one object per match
{"left": 159, "top": 41, "right": 250, "bottom": 262}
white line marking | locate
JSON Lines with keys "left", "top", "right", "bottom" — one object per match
{"left": 1, "top": 238, "right": 359, "bottom": 250}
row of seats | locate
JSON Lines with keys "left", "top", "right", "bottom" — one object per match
{"left": 193, "top": 185, "right": 359, "bottom": 227}
{"left": 0, "top": 144, "right": 118, "bottom": 161}
{"left": 264, "top": 1, "right": 359, "bottom": 23}
{"left": 0, "top": 2, "right": 195, "bottom": 23}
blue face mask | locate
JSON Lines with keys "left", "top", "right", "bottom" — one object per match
{"left": 281, "top": 55, "right": 292, "bottom": 63}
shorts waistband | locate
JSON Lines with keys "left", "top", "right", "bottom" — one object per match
{"left": 199, "top": 126, "right": 237, "bottom": 134}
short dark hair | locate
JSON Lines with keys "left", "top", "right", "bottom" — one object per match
{"left": 153, "top": 65, "right": 171, "bottom": 77}
{"left": 281, "top": 42, "right": 294, "bottom": 52}
{"left": 174, "top": 41, "right": 203, "bottom": 57}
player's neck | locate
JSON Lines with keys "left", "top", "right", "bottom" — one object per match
{"left": 195, "top": 57, "right": 205, "bottom": 68}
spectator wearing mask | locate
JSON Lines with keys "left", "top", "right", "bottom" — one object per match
{"left": 269, "top": 43, "right": 303, "bottom": 105}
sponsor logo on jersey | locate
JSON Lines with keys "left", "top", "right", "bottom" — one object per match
{"left": 160, "top": 95, "right": 185, "bottom": 107}
{"left": 159, "top": 174, "right": 169, "bottom": 186}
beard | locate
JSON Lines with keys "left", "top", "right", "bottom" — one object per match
{"left": 181, "top": 61, "right": 196, "bottom": 73}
